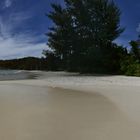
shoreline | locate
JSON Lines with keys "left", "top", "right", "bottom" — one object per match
{"left": 3, "top": 71, "right": 140, "bottom": 121}
{"left": 0, "top": 71, "right": 140, "bottom": 139}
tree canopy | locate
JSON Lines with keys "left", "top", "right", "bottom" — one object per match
{"left": 45, "top": 0, "right": 125, "bottom": 73}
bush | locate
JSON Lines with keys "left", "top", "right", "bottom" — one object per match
{"left": 121, "top": 57, "right": 140, "bottom": 76}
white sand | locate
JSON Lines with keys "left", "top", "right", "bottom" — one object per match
{"left": 0, "top": 71, "right": 140, "bottom": 140}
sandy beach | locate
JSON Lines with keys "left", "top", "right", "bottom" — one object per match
{"left": 0, "top": 71, "right": 140, "bottom": 140}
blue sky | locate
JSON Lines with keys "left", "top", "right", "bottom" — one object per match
{"left": 0, "top": 0, "right": 139, "bottom": 59}
{"left": 0, "top": 0, "right": 56, "bottom": 59}
{"left": 114, "top": 0, "right": 140, "bottom": 47}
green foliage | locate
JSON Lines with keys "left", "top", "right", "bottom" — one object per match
{"left": 45, "top": 0, "right": 124, "bottom": 73}
{"left": 0, "top": 57, "right": 47, "bottom": 70}
{"left": 119, "top": 39, "right": 140, "bottom": 76}
{"left": 42, "top": 50, "right": 61, "bottom": 71}
{"left": 120, "top": 55, "right": 140, "bottom": 76}
{"left": 129, "top": 40, "right": 140, "bottom": 62}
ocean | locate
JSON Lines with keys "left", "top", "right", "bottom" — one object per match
{"left": 0, "top": 70, "right": 35, "bottom": 80}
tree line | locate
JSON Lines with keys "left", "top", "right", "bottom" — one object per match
{"left": 0, "top": 57, "right": 48, "bottom": 70}
{"left": 43, "top": 0, "right": 140, "bottom": 76}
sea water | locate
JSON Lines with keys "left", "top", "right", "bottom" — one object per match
{"left": 0, "top": 70, "right": 33, "bottom": 80}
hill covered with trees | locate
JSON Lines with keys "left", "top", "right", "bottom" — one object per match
{"left": 0, "top": 57, "right": 47, "bottom": 70}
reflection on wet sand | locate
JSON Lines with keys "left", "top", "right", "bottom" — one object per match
{"left": 0, "top": 85, "right": 139, "bottom": 140}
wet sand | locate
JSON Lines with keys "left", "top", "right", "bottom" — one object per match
{"left": 0, "top": 72, "right": 140, "bottom": 139}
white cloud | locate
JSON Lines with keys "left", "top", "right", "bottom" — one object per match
{"left": 4, "top": 0, "right": 12, "bottom": 8}
{"left": 0, "top": 35, "right": 48, "bottom": 59}
{"left": 0, "top": 12, "right": 32, "bottom": 36}
{"left": 0, "top": 12, "right": 48, "bottom": 59}
{"left": 136, "top": 23, "right": 140, "bottom": 32}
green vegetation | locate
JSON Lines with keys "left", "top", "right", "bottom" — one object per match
{"left": 43, "top": 0, "right": 140, "bottom": 76}
{"left": 44, "top": 0, "right": 125, "bottom": 73}
{"left": 120, "top": 39, "right": 140, "bottom": 76}
{"left": 0, "top": 57, "right": 47, "bottom": 70}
